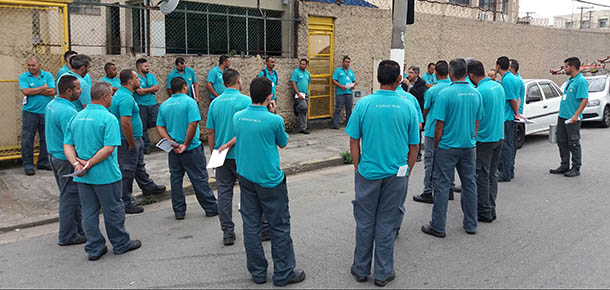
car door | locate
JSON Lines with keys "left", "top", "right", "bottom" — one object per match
{"left": 523, "top": 82, "right": 545, "bottom": 133}
{"left": 538, "top": 81, "right": 562, "bottom": 130}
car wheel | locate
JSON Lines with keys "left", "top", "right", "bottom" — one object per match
{"left": 600, "top": 105, "right": 610, "bottom": 128}
{"left": 516, "top": 123, "right": 525, "bottom": 149}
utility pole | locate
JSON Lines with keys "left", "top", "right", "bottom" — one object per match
{"left": 493, "top": 0, "right": 497, "bottom": 21}
{"left": 390, "top": 0, "right": 407, "bottom": 75}
{"left": 578, "top": 6, "right": 593, "bottom": 29}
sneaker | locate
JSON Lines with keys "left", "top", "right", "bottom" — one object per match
{"left": 273, "top": 269, "right": 305, "bottom": 287}
{"left": 125, "top": 205, "right": 144, "bottom": 214}
{"left": 223, "top": 232, "right": 236, "bottom": 246}
{"left": 88, "top": 246, "right": 108, "bottom": 261}
{"left": 58, "top": 235, "right": 87, "bottom": 246}
{"left": 116, "top": 239, "right": 141, "bottom": 255}
{"left": 564, "top": 168, "right": 580, "bottom": 177}
{"left": 374, "top": 271, "right": 395, "bottom": 287}
{"left": 549, "top": 166, "right": 569, "bottom": 174}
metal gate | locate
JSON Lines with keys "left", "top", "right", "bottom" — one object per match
{"left": 307, "top": 16, "right": 334, "bottom": 119}
{"left": 0, "top": 0, "right": 68, "bottom": 161}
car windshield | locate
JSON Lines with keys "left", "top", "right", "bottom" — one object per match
{"left": 587, "top": 77, "right": 607, "bottom": 92}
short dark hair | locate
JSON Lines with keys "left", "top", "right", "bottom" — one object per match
{"left": 428, "top": 63, "right": 435, "bottom": 68}
{"left": 63, "top": 50, "right": 77, "bottom": 61}
{"left": 250, "top": 77, "right": 272, "bottom": 104}
{"left": 467, "top": 60, "right": 485, "bottom": 77}
{"left": 91, "top": 81, "right": 112, "bottom": 101}
{"left": 175, "top": 57, "right": 185, "bottom": 65}
{"left": 435, "top": 60, "right": 449, "bottom": 77}
{"left": 564, "top": 57, "right": 580, "bottom": 70}
{"left": 509, "top": 59, "right": 519, "bottom": 72}
{"left": 170, "top": 77, "right": 187, "bottom": 94}
{"left": 136, "top": 58, "right": 147, "bottom": 67}
{"left": 70, "top": 54, "right": 91, "bottom": 70}
{"left": 496, "top": 56, "right": 510, "bottom": 70}
{"left": 265, "top": 56, "right": 274, "bottom": 62}
{"left": 408, "top": 65, "right": 420, "bottom": 75}
{"left": 300, "top": 58, "right": 309, "bottom": 64}
{"left": 449, "top": 58, "right": 467, "bottom": 79}
{"left": 343, "top": 56, "right": 351, "bottom": 61}
{"left": 120, "top": 69, "right": 137, "bottom": 85}
{"left": 58, "top": 75, "right": 78, "bottom": 94}
{"left": 223, "top": 68, "right": 240, "bottom": 87}
{"left": 219, "top": 55, "right": 229, "bottom": 65}
{"left": 104, "top": 62, "right": 115, "bottom": 73}
{"left": 377, "top": 60, "right": 400, "bottom": 85}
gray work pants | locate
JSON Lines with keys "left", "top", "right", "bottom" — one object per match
{"left": 333, "top": 93, "right": 353, "bottom": 127}
{"left": 476, "top": 140, "right": 503, "bottom": 220}
{"left": 294, "top": 96, "right": 308, "bottom": 131}
{"left": 139, "top": 104, "right": 160, "bottom": 151}
{"left": 50, "top": 155, "right": 84, "bottom": 244}
{"left": 117, "top": 138, "right": 156, "bottom": 207}
{"left": 556, "top": 117, "right": 582, "bottom": 170}
{"left": 216, "top": 159, "right": 238, "bottom": 238}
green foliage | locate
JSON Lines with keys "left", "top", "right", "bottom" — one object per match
{"left": 341, "top": 151, "right": 353, "bottom": 164}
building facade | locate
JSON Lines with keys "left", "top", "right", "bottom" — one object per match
{"left": 554, "top": 9, "right": 610, "bottom": 30}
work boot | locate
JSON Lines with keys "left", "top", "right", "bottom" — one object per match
{"left": 564, "top": 167, "right": 580, "bottom": 177}
{"left": 549, "top": 166, "right": 569, "bottom": 174}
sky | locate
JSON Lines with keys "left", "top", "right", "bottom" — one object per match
{"left": 519, "top": 0, "right": 610, "bottom": 19}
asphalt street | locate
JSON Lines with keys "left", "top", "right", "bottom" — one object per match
{"left": 1, "top": 125, "right": 609, "bottom": 288}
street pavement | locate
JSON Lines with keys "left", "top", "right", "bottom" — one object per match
{"left": 1, "top": 125, "right": 609, "bottom": 288}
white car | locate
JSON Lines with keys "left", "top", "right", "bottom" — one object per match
{"left": 581, "top": 75, "right": 610, "bottom": 128}
{"left": 515, "top": 79, "right": 562, "bottom": 148}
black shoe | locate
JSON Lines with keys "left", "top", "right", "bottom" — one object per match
{"left": 125, "top": 205, "right": 144, "bottom": 214}
{"left": 395, "top": 227, "right": 400, "bottom": 239}
{"left": 452, "top": 186, "right": 462, "bottom": 193}
{"left": 223, "top": 232, "right": 236, "bottom": 246}
{"left": 464, "top": 227, "right": 477, "bottom": 235}
{"left": 88, "top": 246, "right": 108, "bottom": 261}
{"left": 205, "top": 211, "right": 218, "bottom": 217}
{"left": 413, "top": 193, "right": 433, "bottom": 204}
{"left": 299, "top": 130, "right": 310, "bottom": 134}
{"left": 274, "top": 269, "right": 306, "bottom": 287}
{"left": 564, "top": 168, "right": 580, "bottom": 177}
{"left": 261, "top": 230, "right": 272, "bottom": 242}
{"left": 175, "top": 215, "right": 185, "bottom": 220}
{"left": 492, "top": 212, "right": 497, "bottom": 221}
{"left": 253, "top": 278, "right": 267, "bottom": 284}
{"left": 421, "top": 225, "right": 445, "bottom": 238}
{"left": 416, "top": 156, "right": 422, "bottom": 162}
{"left": 144, "top": 185, "right": 166, "bottom": 195}
{"left": 58, "top": 235, "right": 87, "bottom": 246}
{"left": 332, "top": 126, "right": 340, "bottom": 129}
{"left": 374, "top": 272, "right": 395, "bottom": 287}
{"left": 37, "top": 165, "right": 52, "bottom": 171}
{"left": 144, "top": 148, "right": 151, "bottom": 155}
{"left": 478, "top": 216, "right": 493, "bottom": 223}
{"left": 116, "top": 239, "right": 141, "bottom": 255}
{"left": 448, "top": 191, "right": 455, "bottom": 200}
{"left": 351, "top": 267, "right": 368, "bottom": 282}
{"left": 498, "top": 177, "right": 511, "bottom": 182}
{"left": 24, "top": 168, "right": 35, "bottom": 176}
{"left": 549, "top": 167, "right": 569, "bottom": 174}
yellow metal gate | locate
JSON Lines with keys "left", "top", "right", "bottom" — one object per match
{"left": 307, "top": 16, "right": 334, "bottom": 119}
{"left": 0, "top": 0, "right": 69, "bottom": 161}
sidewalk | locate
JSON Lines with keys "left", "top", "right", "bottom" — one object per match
{"left": 0, "top": 129, "right": 349, "bottom": 232}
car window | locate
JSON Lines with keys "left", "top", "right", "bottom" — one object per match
{"left": 527, "top": 84, "right": 543, "bottom": 103}
{"left": 587, "top": 77, "right": 606, "bottom": 92}
{"left": 550, "top": 82, "right": 563, "bottom": 95}
{"left": 540, "top": 83, "right": 560, "bottom": 99}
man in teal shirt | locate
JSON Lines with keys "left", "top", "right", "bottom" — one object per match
{"left": 206, "top": 69, "right": 251, "bottom": 246}
{"left": 206, "top": 55, "right": 230, "bottom": 100}
{"left": 509, "top": 59, "right": 526, "bottom": 174}
{"left": 64, "top": 81, "right": 141, "bottom": 261}
{"left": 421, "top": 63, "right": 438, "bottom": 88}
{"left": 233, "top": 77, "right": 305, "bottom": 287}
{"left": 422, "top": 58, "right": 483, "bottom": 238}
{"left": 167, "top": 57, "right": 199, "bottom": 101}
{"left": 99, "top": 62, "right": 120, "bottom": 93}
{"left": 58, "top": 54, "right": 92, "bottom": 111}
{"left": 346, "top": 60, "right": 419, "bottom": 287}
{"left": 496, "top": 56, "right": 522, "bottom": 182}
{"left": 413, "top": 60, "right": 451, "bottom": 204}
{"left": 46, "top": 75, "right": 85, "bottom": 246}
{"left": 157, "top": 77, "right": 218, "bottom": 220}
{"left": 550, "top": 57, "right": 589, "bottom": 177}
{"left": 468, "top": 60, "right": 505, "bottom": 223}
{"left": 110, "top": 69, "right": 165, "bottom": 214}
{"left": 135, "top": 58, "right": 160, "bottom": 154}
{"left": 258, "top": 56, "right": 279, "bottom": 107}
{"left": 332, "top": 56, "right": 358, "bottom": 129}
{"left": 290, "top": 58, "right": 311, "bottom": 134}
{"left": 56, "top": 50, "right": 76, "bottom": 81}
{"left": 19, "top": 55, "right": 56, "bottom": 175}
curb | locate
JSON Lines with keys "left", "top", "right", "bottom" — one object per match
{"left": 0, "top": 156, "right": 347, "bottom": 233}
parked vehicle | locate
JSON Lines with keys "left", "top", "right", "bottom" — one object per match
{"left": 581, "top": 75, "right": 610, "bottom": 128}
{"left": 515, "top": 79, "right": 562, "bottom": 148}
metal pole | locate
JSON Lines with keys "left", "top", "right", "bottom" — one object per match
{"left": 390, "top": 0, "right": 407, "bottom": 75}
{"left": 245, "top": 9, "right": 249, "bottom": 55}
{"left": 206, "top": 5, "right": 209, "bottom": 55}
{"left": 146, "top": 0, "right": 150, "bottom": 56}
{"left": 263, "top": 15, "right": 267, "bottom": 55}
{"left": 493, "top": 0, "right": 497, "bottom": 21}
{"left": 226, "top": 6, "right": 230, "bottom": 53}
{"left": 184, "top": 7, "right": 188, "bottom": 53}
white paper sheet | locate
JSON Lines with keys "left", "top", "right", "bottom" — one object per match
{"left": 156, "top": 138, "right": 179, "bottom": 153}
{"left": 345, "top": 82, "right": 354, "bottom": 89}
{"left": 207, "top": 149, "right": 229, "bottom": 169}
{"left": 397, "top": 165, "right": 409, "bottom": 177}
{"left": 294, "top": 93, "right": 303, "bottom": 99}
{"left": 514, "top": 117, "right": 535, "bottom": 124}
{"left": 63, "top": 162, "right": 89, "bottom": 177}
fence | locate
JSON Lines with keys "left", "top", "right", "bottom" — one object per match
{"left": 69, "top": 0, "right": 299, "bottom": 57}
{"left": 0, "top": 0, "right": 68, "bottom": 161}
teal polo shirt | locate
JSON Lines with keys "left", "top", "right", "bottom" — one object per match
{"left": 500, "top": 72, "right": 520, "bottom": 121}
{"left": 84, "top": 74, "right": 92, "bottom": 86}
{"left": 431, "top": 81, "right": 484, "bottom": 149}
{"left": 109, "top": 86, "right": 143, "bottom": 140}
{"left": 64, "top": 104, "right": 122, "bottom": 184}
{"left": 18, "top": 70, "right": 55, "bottom": 114}
{"left": 332, "top": 67, "right": 356, "bottom": 95}
{"left": 56, "top": 65, "right": 69, "bottom": 81}
{"left": 422, "top": 72, "right": 438, "bottom": 85}
{"left": 57, "top": 71, "right": 90, "bottom": 112}
{"left": 423, "top": 78, "right": 452, "bottom": 138}
{"left": 206, "top": 66, "right": 225, "bottom": 99}
{"left": 516, "top": 73, "right": 526, "bottom": 114}
{"left": 100, "top": 76, "right": 120, "bottom": 89}
{"left": 560, "top": 73, "right": 589, "bottom": 119}
{"left": 258, "top": 68, "right": 278, "bottom": 100}
{"left": 290, "top": 68, "right": 311, "bottom": 95}
{"left": 135, "top": 72, "right": 158, "bottom": 106}
{"left": 233, "top": 105, "right": 288, "bottom": 188}
{"left": 206, "top": 88, "right": 251, "bottom": 159}
{"left": 45, "top": 97, "right": 78, "bottom": 160}
{"left": 168, "top": 67, "right": 198, "bottom": 99}
{"left": 396, "top": 86, "right": 424, "bottom": 123}
{"left": 345, "top": 90, "right": 420, "bottom": 180}
{"left": 475, "top": 78, "right": 505, "bottom": 143}
{"left": 157, "top": 93, "right": 202, "bottom": 151}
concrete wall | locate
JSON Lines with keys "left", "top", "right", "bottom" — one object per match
{"left": 404, "top": 13, "right": 610, "bottom": 85}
